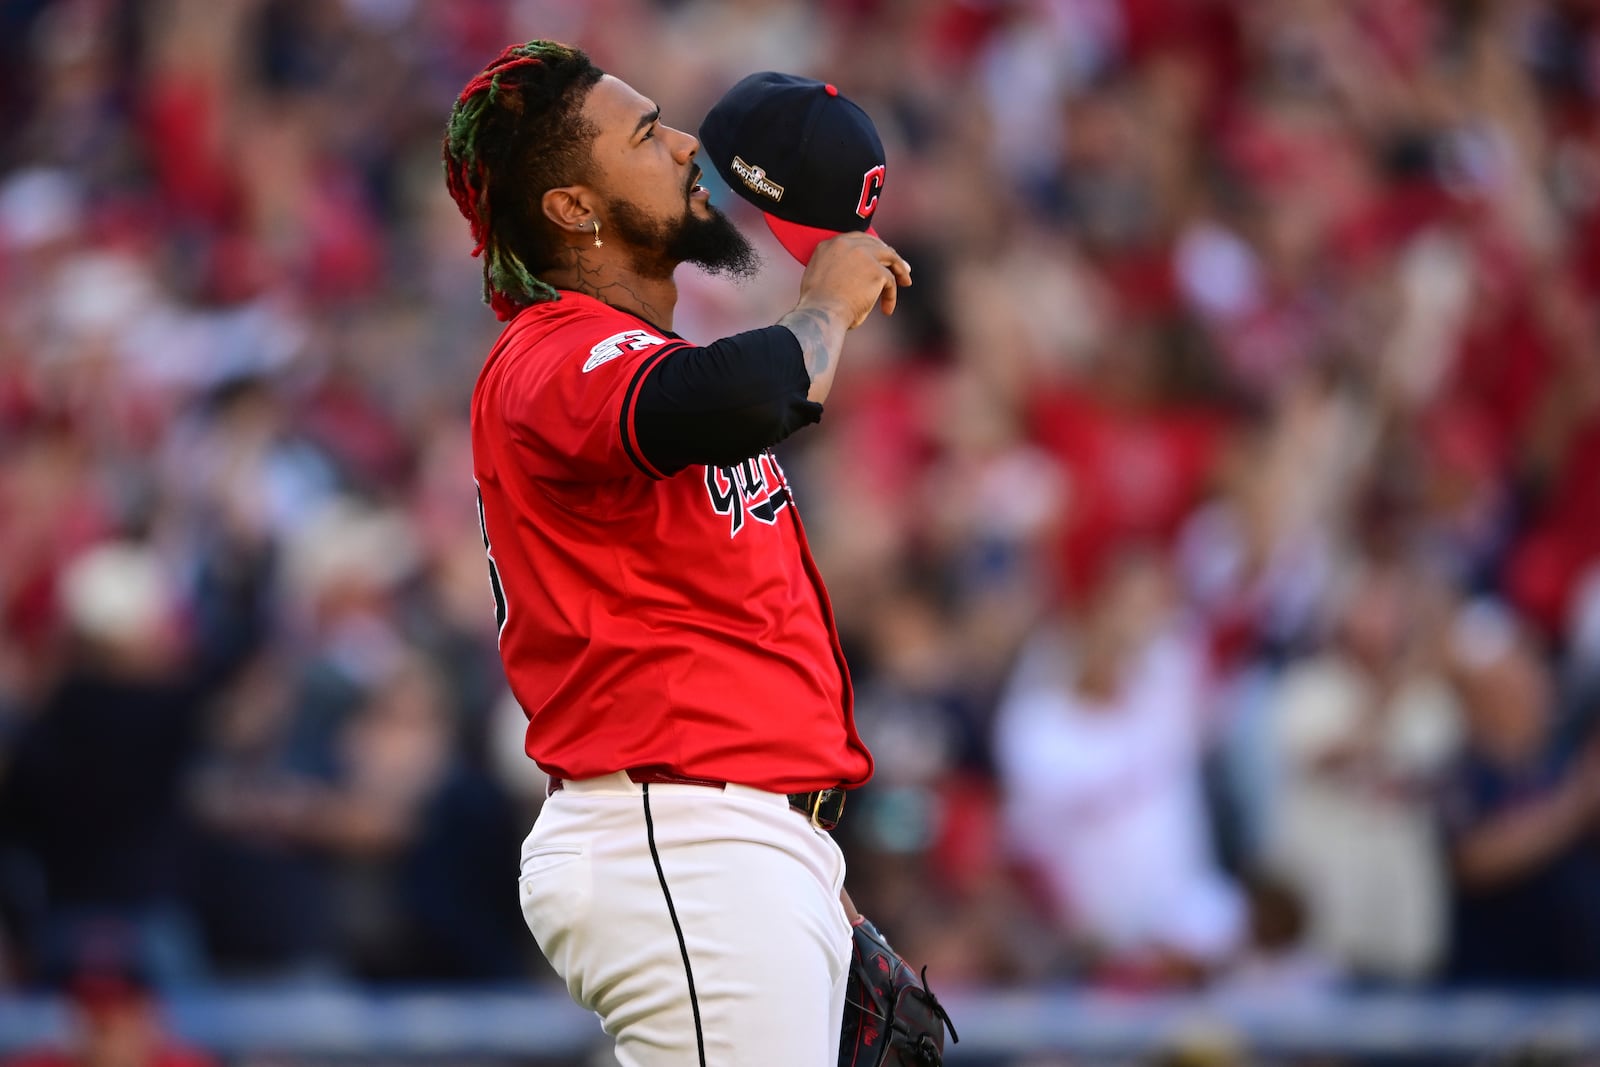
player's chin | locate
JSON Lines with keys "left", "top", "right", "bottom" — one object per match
{"left": 681, "top": 197, "right": 725, "bottom": 232}
{"left": 676, "top": 208, "right": 760, "bottom": 279}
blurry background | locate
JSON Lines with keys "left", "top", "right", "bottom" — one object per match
{"left": 2, "top": 0, "right": 1600, "bottom": 1063}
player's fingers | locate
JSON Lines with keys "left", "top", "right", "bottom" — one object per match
{"left": 877, "top": 270, "right": 898, "bottom": 317}
{"left": 870, "top": 242, "right": 911, "bottom": 284}
{"left": 849, "top": 272, "right": 895, "bottom": 329}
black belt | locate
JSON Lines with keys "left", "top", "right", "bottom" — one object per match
{"left": 546, "top": 769, "right": 847, "bottom": 831}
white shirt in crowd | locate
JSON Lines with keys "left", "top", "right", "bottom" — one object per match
{"left": 995, "top": 626, "right": 1245, "bottom": 963}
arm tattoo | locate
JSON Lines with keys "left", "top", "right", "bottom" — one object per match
{"left": 779, "top": 307, "right": 837, "bottom": 381}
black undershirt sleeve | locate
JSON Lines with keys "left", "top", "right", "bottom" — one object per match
{"left": 633, "top": 325, "right": 822, "bottom": 474}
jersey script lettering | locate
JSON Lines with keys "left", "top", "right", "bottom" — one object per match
{"left": 703, "top": 453, "right": 793, "bottom": 537}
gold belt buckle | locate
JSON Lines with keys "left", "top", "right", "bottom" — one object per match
{"left": 809, "top": 788, "right": 843, "bottom": 830}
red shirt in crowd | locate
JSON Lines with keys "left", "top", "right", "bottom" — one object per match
{"left": 1030, "top": 387, "right": 1225, "bottom": 599}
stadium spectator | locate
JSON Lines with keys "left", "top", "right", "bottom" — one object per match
{"left": 1263, "top": 558, "right": 1463, "bottom": 983}
{"left": 1440, "top": 601, "right": 1600, "bottom": 986}
{"left": 0, "top": 956, "right": 215, "bottom": 1067}
{"left": 994, "top": 552, "right": 1244, "bottom": 985}
{"left": 0, "top": 538, "right": 267, "bottom": 988}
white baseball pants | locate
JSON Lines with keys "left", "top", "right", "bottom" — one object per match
{"left": 518, "top": 772, "right": 853, "bottom": 1066}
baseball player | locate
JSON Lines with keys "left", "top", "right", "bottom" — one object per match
{"left": 443, "top": 40, "right": 911, "bottom": 1066}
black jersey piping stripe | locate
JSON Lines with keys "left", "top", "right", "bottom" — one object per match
{"left": 642, "top": 783, "right": 708, "bottom": 1067}
{"left": 620, "top": 343, "right": 687, "bottom": 479}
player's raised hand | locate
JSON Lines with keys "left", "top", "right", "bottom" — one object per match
{"left": 797, "top": 232, "right": 911, "bottom": 330}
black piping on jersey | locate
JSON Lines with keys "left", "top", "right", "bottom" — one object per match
{"left": 591, "top": 293, "right": 682, "bottom": 481}
{"left": 619, "top": 345, "right": 682, "bottom": 480}
{"left": 642, "top": 783, "right": 708, "bottom": 1067}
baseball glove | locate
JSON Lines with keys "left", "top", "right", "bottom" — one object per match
{"left": 839, "top": 917, "right": 959, "bottom": 1067}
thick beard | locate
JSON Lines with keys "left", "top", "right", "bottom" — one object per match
{"left": 607, "top": 197, "right": 761, "bottom": 282}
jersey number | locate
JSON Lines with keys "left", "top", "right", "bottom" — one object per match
{"left": 476, "top": 485, "right": 508, "bottom": 640}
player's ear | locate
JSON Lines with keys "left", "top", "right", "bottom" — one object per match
{"left": 542, "top": 187, "right": 595, "bottom": 233}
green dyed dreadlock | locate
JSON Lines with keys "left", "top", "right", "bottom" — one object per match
{"left": 443, "top": 41, "right": 604, "bottom": 319}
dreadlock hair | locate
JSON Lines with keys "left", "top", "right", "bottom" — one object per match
{"left": 443, "top": 41, "right": 604, "bottom": 319}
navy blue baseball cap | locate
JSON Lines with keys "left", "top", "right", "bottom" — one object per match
{"left": 699, "top": 72, "right": 886, "bottom": 265}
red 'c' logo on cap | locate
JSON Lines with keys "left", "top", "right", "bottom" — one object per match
{"left": 856, "top": 164, "right": 886, "bottom": 220}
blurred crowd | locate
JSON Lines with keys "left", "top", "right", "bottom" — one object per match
{"left": 3, "top": 0, "right": 1600, "bottom": 1028}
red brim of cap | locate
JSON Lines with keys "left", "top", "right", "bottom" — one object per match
{"left": 762, "top": 213, "right": 879, "bottom": 266}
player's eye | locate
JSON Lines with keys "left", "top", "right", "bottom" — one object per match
{"left": 642, "top": 123, "right": 656, "bottom": 140}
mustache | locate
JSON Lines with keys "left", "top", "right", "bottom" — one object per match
{"left": 686, "top": 166, "right": 702, "bottom": 197}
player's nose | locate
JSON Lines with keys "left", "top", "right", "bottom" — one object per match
{"left": 668, "top": 125, "right": 698, "bottom": 164}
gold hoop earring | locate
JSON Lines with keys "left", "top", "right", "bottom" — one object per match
{"left": 592, "top": 220, "right": 603, "bottom": 248}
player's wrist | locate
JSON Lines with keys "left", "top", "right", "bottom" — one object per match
{"left": 790, "top": 298, "right": 852, "bottom": 330}
{"left": 795, "top": 298, "right": 869, "bottom": 340}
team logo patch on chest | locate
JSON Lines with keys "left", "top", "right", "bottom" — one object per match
{"left": 704, "top": 453, "right": 792, "bottom": 537}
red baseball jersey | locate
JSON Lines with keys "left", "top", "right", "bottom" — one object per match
{"left": 471, "top": 291, "right": 873, "bottom": 794}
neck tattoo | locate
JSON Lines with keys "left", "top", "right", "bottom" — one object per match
{"left": 557, "top": 248, "right": 666, "bottom": 328}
